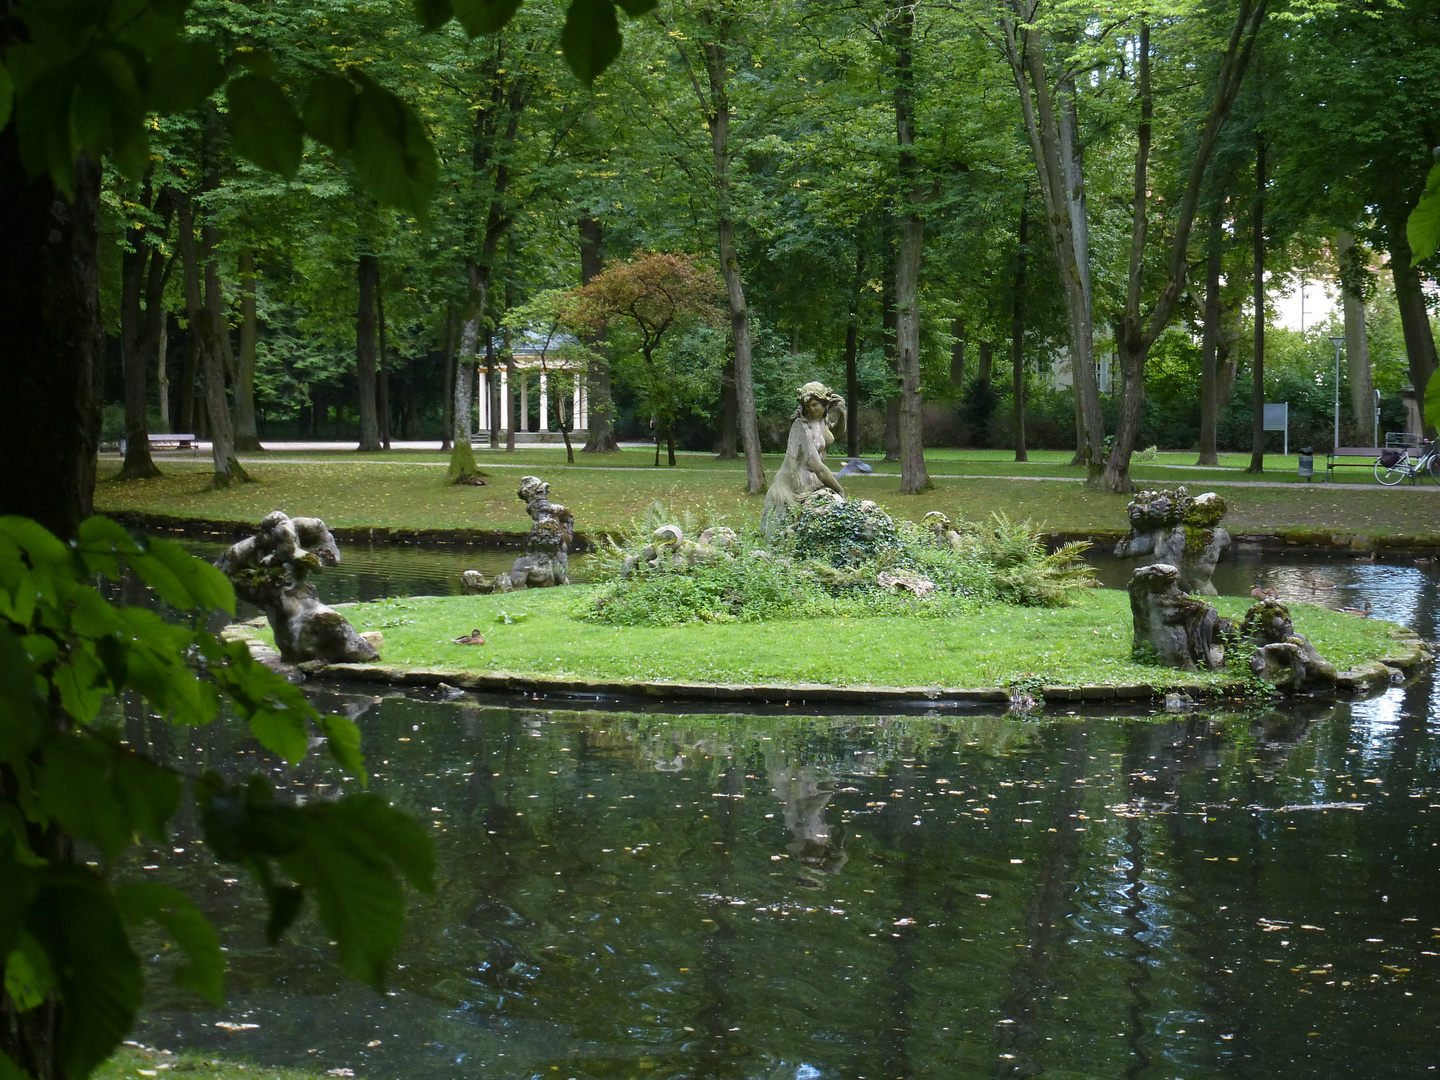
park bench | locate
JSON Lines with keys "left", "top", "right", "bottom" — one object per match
{"left": 119, "top": 434, "right": 197, "bottom": 454}
{"left": 1324, "top": 446, "right": 1382, "bottom": 480}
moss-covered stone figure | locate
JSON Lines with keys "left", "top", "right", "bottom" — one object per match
{"left": 789, "top": 490, "right": 900, "bottom": 569}
{"left": 761, "top": 381, "right": 846, "bottom": 537}
{"left": 1240, "top": 597, "right": 1337, "bottom": 693}
{"left": 1128, "top": 562, "right": 1224, "bottom": 671}
{"left": 217, "top": 510, "right": 380, "bottom": 664}
{"left": 463, "top": 476, "right": 575, "bottom": 593}
{"left": 1114, "top": 485, "right": 1231, "bottom": 594}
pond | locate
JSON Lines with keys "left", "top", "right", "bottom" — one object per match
{"left": 118, "top": 547, "right": 1438, "bottom": 1079}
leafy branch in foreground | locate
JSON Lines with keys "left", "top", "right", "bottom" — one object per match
{"left": 0, "top": 516, "right": 433, "bottom": 1080}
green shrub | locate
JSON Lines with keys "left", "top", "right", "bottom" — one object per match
{"left": 579, "top": 499, "right": 1096, "bottom": 627}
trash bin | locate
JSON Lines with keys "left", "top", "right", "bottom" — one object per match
{"left": 1298, "top": 447, "right": 1314, "bottom": 481}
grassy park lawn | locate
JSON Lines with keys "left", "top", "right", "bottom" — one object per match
{"left": 262, "top": 586, "right": 1408, "bottom": 692}
{"left": 98, "top": 1045, "right": 328, "bottom": 1080}
{"left": 96, "top": 450, "right": 1440, "bottom": 540}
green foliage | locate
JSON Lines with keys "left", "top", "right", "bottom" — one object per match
{"left": 1408, "top": 161, "right": 1440, "bottom": 265}
{"left": 1425, "top": 369, "right": 1440, "bottom": 434}
{"left": 0, "top": 516, "right": 433, "bottom": 1079}
{"left": 582, "top": 497, "right": 1095, "bottom": 627}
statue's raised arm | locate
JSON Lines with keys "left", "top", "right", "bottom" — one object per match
{"left": 762, "top": 381, "right": 846, "bottom": 537}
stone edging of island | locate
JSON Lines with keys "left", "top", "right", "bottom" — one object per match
{"left": 220, "top": 625, "right": 1433, "bottom": 710}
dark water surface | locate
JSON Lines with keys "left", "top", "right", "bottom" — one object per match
{"left": 121, "top": 546, "right": 1440, "bottom": 1079}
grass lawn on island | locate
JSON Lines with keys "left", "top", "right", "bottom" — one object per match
{"left": 95, "top": 449, "right": 1440, "bottom": 541}
{"left": 98, "top": 1046, "right": 327, "bottom": 1080}
{"left": 272, "top": 587, "right": 1410, "bottom": 693}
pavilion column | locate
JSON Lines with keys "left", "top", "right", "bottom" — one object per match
{"left": 477, "top": 370, "right": 487, "bottom": 433}
{"left": 500, "top": 369, "right": 509, "bottom": 430}
{"left": 539, "top": 373, "right": 549, "bottom": 432}
{"left": 572, "top": 378, "right": 581, "bottom": 430}
{"left": 579, "top": 376, "right": 588, "bottom": 429}
{"left": 519, "top": 372, "right": 529, "bottom": 433}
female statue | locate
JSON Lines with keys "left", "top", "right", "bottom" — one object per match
{"left": 762, "top": 381, "right": 846, "bottom": 535}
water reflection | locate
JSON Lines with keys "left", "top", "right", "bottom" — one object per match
{"left": 118, "top": 681, "right": 1440, "bottom": 1080}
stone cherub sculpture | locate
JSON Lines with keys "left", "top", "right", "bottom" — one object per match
{"left": 462, "top": 476, "right": 575, "bottom": 593}
{"left": 216, "top": 511, "right": 379, "bottom": 664}
{"left": 1241, "top": 597, "right": 1337, "bottom": 693}
{"left": 1128, "top": 562, "right": 1224, "bottom": 671}
{"left": 1114, "top": 486, "right": 1231, "bottom": 595}
{"left": 761, "top": 381, "right": 846, "bottom": 538}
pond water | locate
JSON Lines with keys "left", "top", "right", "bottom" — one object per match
{"left": 117, "top": 544, "right": 1440, "bottom": 1079}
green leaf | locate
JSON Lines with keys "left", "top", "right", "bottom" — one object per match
{"left": 247, "top": 704, "right": 309, "bottom": 765}
{"left": 1408, "top": 162, "right": 1440, "bottom": 265}
{"left": 26, "top": 873, "right": 143, "bottom": 1079}
{"left": 350, "top": 80, "right": 437, "bottom": 219}
{"left": 197, "top": 775, "right": 306, "bottom": 863}
{"left": 561, "top": 0, "right": 622, "bottom": 85}
{"left": 316, "top": 713, "right": 366, "bottom": 782}
{"left": 0, "top": 1048, "right": 27, "bottom": 1080}
{"left": 0, "top": 60, "right": 13, "bottom": 131}
{"left": 1424, "top": 369, "right": 1439, "bottom": 433}
{"left": 4, "top": 936, "right": 53, "bottom": 1012}
{"left": 452, "top": 0, "right": 522, "bottom": 36}
{"left": 280, "top": 795, "right": 434, "bottom": 989}
{"left": 231, "top": 47, "right": 277, "bottom": 80}
{"left": 205, "top": 636, "right": 317, "bottom": 762}
{"left": 226, "top": 74, "right": 303, "bottom": 179}
{"left": 303, "top": 74, "right": 357, "bottom": 155}
{"left": 613, "top": 0, "right": 656, "bottom": 15}
{"left": 125, "top": 533, "right": 236, "bottom": 614}
{"left": 414, "top": 0, "right": 456, "bottom": 31}
{"left": 0, "top": 628, "right": 45, "bottom": 763}
{"left": 115, "top": 883, "right": 223, "bottom": 1004}
{"left": 37, "top": 738, "right": 181, "bottom": 860}
{"left": 145, "top": 38, "right": 224, "bottom": 114}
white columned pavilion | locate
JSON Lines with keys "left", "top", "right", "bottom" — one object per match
{"left": 538, "top": 373, "right": 549, "bottom": 432}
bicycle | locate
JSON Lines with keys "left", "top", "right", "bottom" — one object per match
{"left": 1374, "top": 439, "right": 1440, "bottom": 485}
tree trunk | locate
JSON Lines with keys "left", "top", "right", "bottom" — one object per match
{"left": 233, "top": 248, "right": 262, "bottom": 451}
{"left": 699, "top": 15, "right": 764, "bottom": 494}
{"left": 891, "top": 4, "right": 928, "bottom": 497}
{"left": 1336, "top": 230, "right": 1374, "bottom": 443}
{"left": 1011, "top": 205, "right": 1028, "bottom": 463}
{"left": 0, "top": 132, "right": 103, "bottom": 539}
{"left": 1001, "top": 15, "right": 1105, "bottom": 482}
{"left": 977, "top": 340, "right": 993, "bottom": 386}
{"left": 715, "top": 358, "right": 738, "bottom": 458}
{"left": 949, "top": 317, "right": 965, "bottom": 392}
{"left": 178, "top": 316, "right": 196, "bottom": 436}
{"left": 356, "top": 253, "right": 381, "bottom": 451}
{"left": 505, "top": 335, "right": 517, "bottom": 453}
{"left": 578, "top": 215, "right": 619, "bottom": 453}
{"left": 118, "top": 204, "right": 161, "bottom": 480}
{"left": 175, "top": 186, "right": 247, "bottom": 488}
{"left": 440, "top": 301, "right": 456, "bottom": 450}
{"left": 486, "top": 327, "right": 500, "bottom": 449}
{"left": 1197, "top": 215, "right": 1223, "bottom": 465}
{"left": 1247, "top": 131, "right": 1266, "bottom": 473}
{"left": 882, "top": 213, "right": 900, "bottom": 462}
{"left": 1382, "top": 199, "right": 1439, "bottom": 436}
{"left": 156, "top": 313, "right": 170, "bottom": 429}
{"left": 378, "top": 280, "right": 391, "bottom": 450}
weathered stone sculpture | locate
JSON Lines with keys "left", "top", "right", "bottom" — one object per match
{"left": 1114, "top": 486, "right": 1231, "bottom": 594}
{"left": 463, "top": 476, "right": 574, "bottom": 593}
{"left": 217, "top": 511, "right": 379, "bottom": 664}
{"left": 1128, "top": 563, "right": 1224, "bottom": 671}
{"left": 619, "top": 524, "right": 737, "bottom": 577}
{"left": 1241, "top": 597, "right": 1337, "bottom": 693}
{"left": 762, "top": 382, "right": 846, "bottom": 537}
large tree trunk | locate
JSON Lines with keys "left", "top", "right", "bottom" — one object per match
{"left": 1336, "top": 230, "right": 1375, "bottom": 443}
{"left": 1382, "top": 199, "right": 1439, "bottom": 436}
{"left": 949, "top": 317, "right": 965, "bottom": 392}
{"left": 156, "top": 313, "right": 170, "bottom": 428}
{"left": 0, "top": 135, "right": 103, "bottom": 538}
{"left": 233, "top": 248, "right": 262, "bottom": 451}
{"left": 175, "top": 186, "right": 247, "bottom": 488}
{"left": 892, "top": 1, "right": 927, "bottom": 494}
{"left": 118, "top": 201, "right": 161, "bottom": 480}
{"left": 578, "top": 215, "right": 619, "bottom": 453}
{"left": 1011, "top": 205, "right": 1028, "bottom": 463}
{"left": 440, "top": 301, "right": 455, "bottom": 450}
{"left": 1197, "top": 215, "right": 1223, "bottom": 465}
{"left": 881, "top": 213, "right": 900, "bottom": 462}
{"left": 699, "top": 15, "right": 764, "bottom": 494}
{"left": 1247, "top": 131, "right": 1266, "bottom": 473}
{"left": 356, "top": 253, "right": 381, "bottom": 451}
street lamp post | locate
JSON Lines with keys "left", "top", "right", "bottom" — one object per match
{"left": 1329, "top": 336, "right": 1344, "bottom": 450}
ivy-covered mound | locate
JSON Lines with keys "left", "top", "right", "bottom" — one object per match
{"left": 582, "top": 492, "right": 1095, "bottom": 626}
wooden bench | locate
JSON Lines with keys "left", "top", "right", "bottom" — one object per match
{"left": 119, "top": 434, "right": 197, "bottom": 454}
{"left": 1324, "top": 446, "right": 1382, "bottom": 480}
